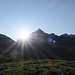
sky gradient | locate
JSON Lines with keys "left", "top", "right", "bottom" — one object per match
{"left": 0, "top": 0, "right": 75, "bottom": 40}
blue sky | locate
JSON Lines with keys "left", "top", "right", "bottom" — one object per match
{"left": 0, "top": 0, "right": 75, "bottom": 40}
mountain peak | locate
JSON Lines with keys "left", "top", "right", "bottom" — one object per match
{"left": 32, "top": 28, "right": 45, "bottom": 34}
{"left": 62, "top": 33, "right": 69, "bottom": 36}
{"left": 37, "top": 28, "right": 44, "bottom": 33}
{"left": 37, "top": 28, "right": 42, "bottom": 31}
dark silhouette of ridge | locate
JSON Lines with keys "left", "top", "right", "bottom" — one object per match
{"left": 33, "top": 28, "right": 45, "bottom": 34}
{"left": 31, "top": 28, "right": 48, "bottom": 37}
{"left": 0, "top": 34, "right": 15, "bottom": 48}
{"left": 0, "top": 29, "right": 75, "bottom": 62}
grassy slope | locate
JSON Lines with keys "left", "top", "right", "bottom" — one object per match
{"left": 0, "top": 59, "right": 75, "bottom": 75}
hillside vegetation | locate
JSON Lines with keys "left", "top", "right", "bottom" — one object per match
{"left": 0, "top": 59, "right": 75, "bottom": 75}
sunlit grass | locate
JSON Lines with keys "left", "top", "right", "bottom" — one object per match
{"left": 0, "top": 59, "right": 75, "bottom": 75}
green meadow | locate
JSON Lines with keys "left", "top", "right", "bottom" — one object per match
{"left": 0, "top": 59, "right": 75, "bottom": 75}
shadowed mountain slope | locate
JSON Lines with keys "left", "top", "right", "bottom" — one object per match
{"left": 0, "top": 29, "right": 75, "bottom": 62}
{"left": 15, "top": 29, "right": 75, "bottom": 61}
{"left": 0, "top": 34, "right": 15, "bottom": 52}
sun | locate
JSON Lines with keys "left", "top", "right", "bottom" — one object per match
{"left": 18, "top": 29, "right": 31, "bottom": 41}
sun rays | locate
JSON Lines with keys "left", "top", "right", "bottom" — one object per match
{"left": 0, "top": 27, "right": 61, "bottom": 63}
{"left": 19, "top": 29, "right": 31, "bottom": 41}
{"left": 14, "top": 25, "right": 32, "bottom": 41}
{"left": 0, "top": 42, "right": 17, "bottom": 59}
